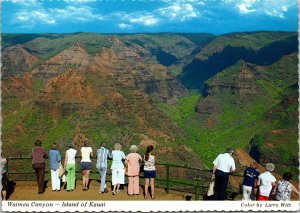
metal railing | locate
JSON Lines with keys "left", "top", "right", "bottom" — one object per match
{"left": 5, "top": 157, "right": 241, "bottom": 200}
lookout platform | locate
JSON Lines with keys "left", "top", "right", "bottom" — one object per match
{"left": 7, "top": 180, "right": 192, "bottom": 201}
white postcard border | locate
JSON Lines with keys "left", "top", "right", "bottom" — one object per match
{"left": 1, "top": 200, "right": 300, "bottom": 212}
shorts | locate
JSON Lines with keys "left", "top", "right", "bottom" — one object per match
{"left": 144, "top": 170, "right": 156, "bottom": 178}
{"left": 258, "top": 195, "right": 269, "bottom": 201}
{"left": 80, "top": 162, "right": 92, "bottom": 170}
{"left": 2, "top": 173, "right": 7, "bottom": 191}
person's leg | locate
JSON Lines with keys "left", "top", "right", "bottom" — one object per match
{"left": 32, "top": 164, "right": 39, "bottom": 192}
{"left": 32, "top": 164, "right": 38, "bottom": 182}
{"left": 2, "top": 174, "right": 7, "bottom": 200}
{"left": 82, "top": 170, "right": 86, "bottom": 190}
{"left": 37, "top": 163, "right": 45, "bottom": 193}
{"left": 221, "top": 173, "right": 229, "bottom": 200}
{"left": 112, "top": 169, "right": 117, "bottom": 194}
{"left": 1, "top": 190, "right": 6, "bottom": 201}
{"left": 117, "top": 168, "right": 124, "bottom": 193}
{"left": 144, "top": 178, "right": 149, "bottom": 198}
{"left": 51, "top": 169, "right": 56, "bottom": 191}
{"left": 99, "top": 167, "right": 107, "bottom": 192}
{"left": 242, "top": 185, "right": 252, "bottom": 200}
{"left": 214, "top": 170, "right": 221, "bottom": 200}
{"left": 55, "top": 169, "right": 61, "bottom": 190}
{"left": 69, "top": 164, "right": 76, "bottom": 190}
{"left": 128, "top": 176, "right": 133, "bottom": 195}
{"left": 150, "top": 178, "right": 155, "bottom": 199}
{"left": 66, "top": 164, "right": 70, "bottom": 190}
{"left": 66, "top": 164, "right": 72, "bottom": 190}
{"left": 133, "top": 176, "right": 139, "bottom": 195}
{"left": 116, "top": 184, "right": 120, "bottom": 193}
{"left": 85, "top": 170, "right": 90, "bottom": 189}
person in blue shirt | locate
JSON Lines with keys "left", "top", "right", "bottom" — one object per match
{"left": 49, "top": 143, "right": 62, "bottom": 191}
{"left": 242, "top": 161, "right": 260, "bottom": 200}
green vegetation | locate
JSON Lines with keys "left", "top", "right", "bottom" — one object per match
{"left": 24, "top": 33, "right": 113, "bottom": 59}
{"left": 43, "top": 113, "right": 77, "bottom": 148}
{"left": 157, "top": 51, "right": 298, "bottom": 170}
{"left": 123, "top": 33, "right": 196, "bottom": 59}
{"left": 199, "top": 31, "right": 297, "bottom": 58}
{"left": 2, "top": 32, "right": 298, "bottom": 176}
{"left": 156, "top": 92, "right": 201, "bottom": 125}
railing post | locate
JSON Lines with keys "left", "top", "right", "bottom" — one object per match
{"left": 166, "top": 164, "right": 170, "bottom": 193}
{"left": 194, "top": 177, "right": 201, "bottom": 200}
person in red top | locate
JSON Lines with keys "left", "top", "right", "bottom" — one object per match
{"left": 31, "top": 139, "right": 48, "bottom": 194}
{"left": 125, "top": 145, "right": 142, "bottom": 196}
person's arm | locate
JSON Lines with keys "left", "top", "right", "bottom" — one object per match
{"left": 253, "top": 179, "right": 258, "bottom": 188}
{"left": 90, "top": 148, "right": 93, "bottom": 157}
{"left": 212, "top": 155, "right": 219, "bottom": 179}
{"left": 212, "top": 164, "right": 217, "bottom": 180}
{"left": 257, "top": 178, "right": 261, "bottom": 186}
{"left": 43, "top": 148, "right": 48, "bottom": 158}
{"left": 230, "top": 159, "right": 236, "bottom": 173}
{"left": 57, "top": 152, "right": 62, "bottom": 162}
{"left": 107, "top": 150, "right": 112, "bottom": 159}
{"left": 291, "top": 184, "right": 299, "bottom": 195}
{"left": 64, "top": 151, "right": 68, "bottom": 168}
{"left": 271, "top": 181, "right": 277, "bottom": 195}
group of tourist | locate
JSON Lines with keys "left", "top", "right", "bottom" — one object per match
{"left": 30, "top": 139, "right": 156, "bottom": 199}
{"left": 212, "top": 148, "right": 299, "bottom": 201}
{"left": 1, "top": 143, "right": 298, "bottom": 201}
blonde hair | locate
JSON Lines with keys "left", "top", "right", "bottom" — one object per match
{"left": 114, "top": 143, "right": 122, "bottom": 150}
{"left": 130, "top": 145, "right": 138, "bottom": 153}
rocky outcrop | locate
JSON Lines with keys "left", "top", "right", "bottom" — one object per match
{"left": 1, "top": 73, "right": 34, "bottom": 101}
{"left": 92, "top": 42, "right": 188, "bottom": 103}
{"left": 2, "top": 45, "right": 38, "bottom": 77}
{"left": 202, "top": 62, "right": 258, "bottom": 97}
{"left": 196, "top": 61, "right": 260, "bottom": 119}
{"left": 32, "top": 43, "right": 93, "bottom": 81}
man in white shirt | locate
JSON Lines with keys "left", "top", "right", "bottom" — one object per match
{"left": 257, "top": 163, "right": 276, "bottom": 200}
{"left": 212, "top": 148, "right": 236, "bottom": 200}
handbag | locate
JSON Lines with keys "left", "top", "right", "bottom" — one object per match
{"left": 58, "top": 162, "right": 65, "bottom": 177}
{"left": 207, "top": 181, "right": 215, "bottom": 196}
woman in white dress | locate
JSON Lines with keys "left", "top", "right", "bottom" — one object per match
{"left": 111, "top": 143, "right": 126, "bottom": 195}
